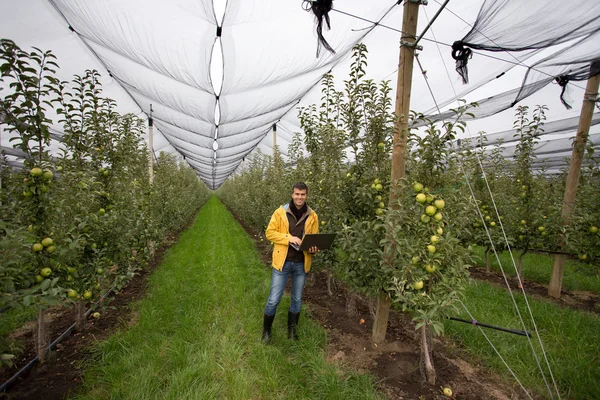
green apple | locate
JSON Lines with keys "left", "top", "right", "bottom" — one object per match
{"left": 30, "top": 167, "right": 43, "bottom": 177}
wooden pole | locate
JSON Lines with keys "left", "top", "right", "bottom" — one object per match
{"left": 372, "top": 0, "right": 421, "bottom": 345}
{"left": 548, "top": 71, "right": 600, "bottom": 298}
{"left": 148, "top": 105, "right": 154, "bottom": 185}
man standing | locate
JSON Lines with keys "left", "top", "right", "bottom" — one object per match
{"left": 262, "top": 182, "right": 319, "bottom": 343}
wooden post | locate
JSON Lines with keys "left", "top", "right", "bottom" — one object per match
{"left": 548, "top": 71, "right": 600, "bottom": 298}
{"left": 0, "top": 123, "right": 3, "bottom": 199}
{"left": 148, "top": 106, "right": 154, "bottom": 185}
{"left": 372, "top": 0, "right": 421, "bottom": 345}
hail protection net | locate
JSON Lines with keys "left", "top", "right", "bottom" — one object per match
{"left": 1, "top": 0, "right": 404, "bottom": 189}
{"left": 452, "top": 0, "right": 600, "bottom": 85}
{"left": 2, "top": 0, "right": 599, "bottom": 186}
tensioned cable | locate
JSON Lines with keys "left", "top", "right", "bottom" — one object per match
{"left": 431, "top": 0, "right": 588, "bottom": 93}
{"left": 415, "top": 47, "right": 536, "bottom": 394}
{"left": 421, "top": 8, "right": 561, "bottom": 398}
{"left": 332, "top": 5, "right": 589, "bottom": 93}
{"left": 457, "top": 300, "right": 534, "bottom": 400}
{"left": 418, "top": 60, "right": 555, "bottom": 397}
{"left": 424, "top": 6, "right": 562, "bottom": 395}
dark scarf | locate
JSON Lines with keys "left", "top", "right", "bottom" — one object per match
{"left": 289, "top": 199, "right": 307, "bottom": 220}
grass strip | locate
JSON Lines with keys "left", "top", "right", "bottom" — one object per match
{"left": 0, "top": 306, "right": 37, "bottom": 340}
{"left": 0, "top": 305, "right": 38, "bottom": 359}
{"left": 73, "top": 195, "right": 382, "bottom": 400}
{"left": 472, "top": 247, "right": 600, "bottom": 294}
{"left": 445, "top": 280, "right": 600, "bottom": 399}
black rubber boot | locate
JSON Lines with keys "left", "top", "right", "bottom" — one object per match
{"left": 261, "top": 314, "right": 275, "bottom": 344}
{"left": 288, "top": 311, "right": 300, "bottom": 340}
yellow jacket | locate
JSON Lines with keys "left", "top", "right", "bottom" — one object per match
{"left": 265, "top": 204, "right": 319, "bottom": 273}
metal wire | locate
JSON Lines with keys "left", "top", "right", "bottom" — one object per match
{"left": 421, "top": 7, "right": 562, "bottom": 398}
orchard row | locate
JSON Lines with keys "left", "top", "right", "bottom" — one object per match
{"left": 0, "top": 40, "right": 210, "bottom": 366}
{"left": 217, "top": 43, "right": 599, "bottom": 384}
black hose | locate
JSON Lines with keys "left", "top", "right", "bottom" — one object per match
{"left": 448, "top": 316, "right": 532, "bottom": 337}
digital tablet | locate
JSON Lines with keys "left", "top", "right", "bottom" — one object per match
{"left": 298, "top": 233, "right": 337, "bottom": 252}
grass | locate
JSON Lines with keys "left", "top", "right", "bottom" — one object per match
{"left": 472, "top": 247, "right": 600, "bottom": 294}
{"left": 444, "top": 280, "right": 600, "bottom": 399}
{"left": 0, "top": 306, "right": 37, "bottom": 339}
{"left": 0, "top": 304, "right": 38, "bottom": 358}
{"left": 73, "top": 195, "right": 383, "bottom": 400}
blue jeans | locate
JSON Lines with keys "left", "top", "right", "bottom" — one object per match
{"left": 264, "top": 260, "right": 307, "bottom": 316}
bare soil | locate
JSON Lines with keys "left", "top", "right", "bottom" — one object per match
{"left": 302, "top": 274, "right": 529, "bottom": 399}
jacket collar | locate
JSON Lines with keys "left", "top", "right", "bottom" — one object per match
{"left": 283, "top": 203, "right": 312, "bottom": 222}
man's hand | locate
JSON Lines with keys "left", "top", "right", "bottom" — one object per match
{"left": 289, "top": 236, "right": 302, "bottom": 246}
{"left": 308, "top": 246, "right": 319, "bottom": 254}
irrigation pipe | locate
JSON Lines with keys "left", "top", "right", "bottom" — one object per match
{"left": 0, "top": 285, "right": 116, "bottom": 393}
{"left": 448, "top": 316, "right": 532, "bottom": 337}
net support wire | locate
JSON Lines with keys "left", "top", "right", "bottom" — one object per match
{"left": 416, "top": 8, "right": 561, "bottom": 399}
{"left": 336, "top": 2, "right": 589, "bottom": 95}
{"left": 415, "top": 51, "right": 538, "bottom": 400}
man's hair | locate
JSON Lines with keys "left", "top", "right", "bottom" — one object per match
{"left": 291, "top": 182, "right": 308, "bottom": 194}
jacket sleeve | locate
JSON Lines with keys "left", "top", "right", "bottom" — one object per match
{"left": 266, "top": 210, "right": 291, "bottom": 245}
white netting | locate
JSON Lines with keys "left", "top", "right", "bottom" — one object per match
{"left": 1, "top": 0, "right": 599, "bottom": 188}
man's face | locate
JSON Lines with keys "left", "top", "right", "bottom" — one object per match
{"left": 292, "top": 188, "right": 307, "bottom": 209}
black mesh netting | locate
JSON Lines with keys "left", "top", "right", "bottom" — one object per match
{"left": 452, "top": 0, "right": 600, "bottom": 84}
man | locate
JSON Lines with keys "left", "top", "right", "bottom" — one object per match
{"left": 262, "top": 182, "right": 319, "bottom": 343}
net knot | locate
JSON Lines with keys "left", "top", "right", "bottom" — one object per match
{"left": 304, "top": 0, "right": 336, "bottom": 57}
{"left": 555, "top": 75, "right": 573, "bottom": 110}
{"left": 451, "top": 41, "right": 472, "bottom": 84}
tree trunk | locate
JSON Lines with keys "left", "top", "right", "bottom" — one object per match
{"left": 484, "top": 248, "right": 490, "bottom": 271}
{"left": 372, "top": 294, "right": 391, "bottom": 344}
{"left": 36, "top": 309, "right": 47, "bottom": 363}
{"left": 368, "top": 296, "right": 377, "bottom": 319}
{"left": 76, "top": 299, "right": 87, "bottom": 331}
{"left": 326, "top": 272, "right": 334, "bottom": 296}
{"left": 420, "top": 325, "right": 436, "bottom": 385}
{"left": 345, "top": 292, "right": 358, "bottom": 316}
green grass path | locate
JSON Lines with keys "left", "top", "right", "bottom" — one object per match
{"left": 74, "top": 195, "right": 381, "bottom": 400}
